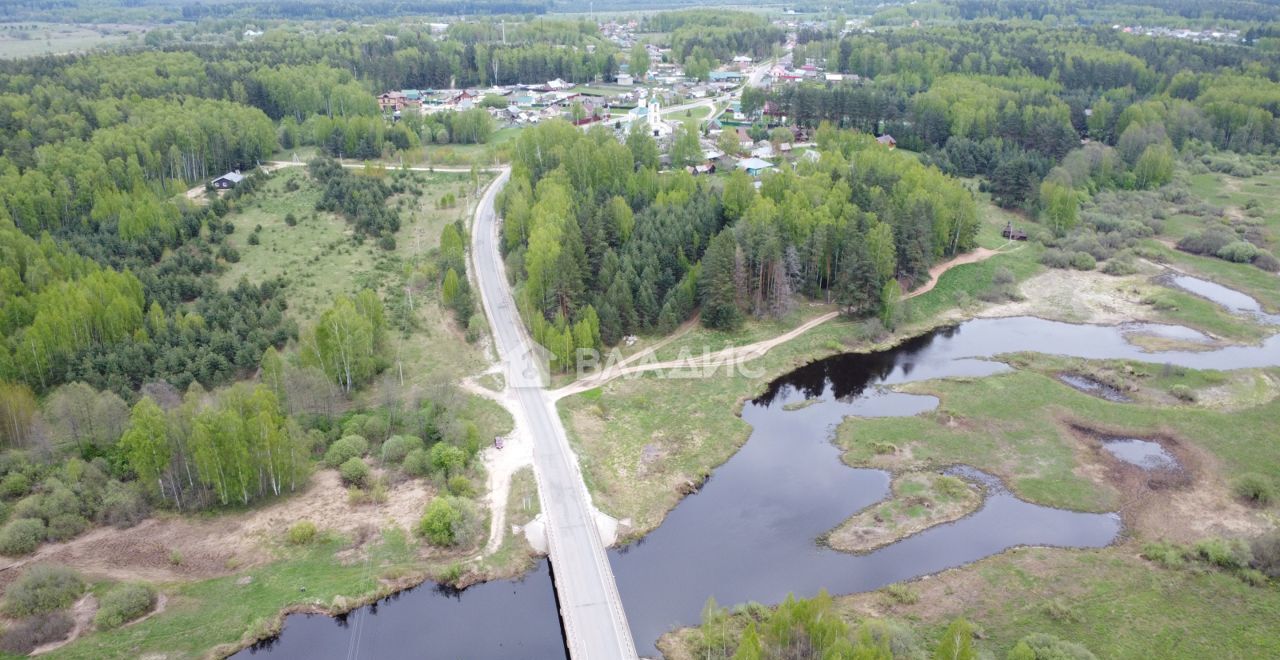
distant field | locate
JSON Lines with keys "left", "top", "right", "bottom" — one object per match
{"left": 0, "top": 22, "right": 140, "bottom": 58}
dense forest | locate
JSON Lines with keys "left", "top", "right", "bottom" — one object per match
{"left": 770, "top": 21, "right": 1280, "bottom": 226}
{"left": 497, "top": 119, "right": 977, "bottom": 368}
{"left": 0, "top": 11, "right": 574, "bottom": 573}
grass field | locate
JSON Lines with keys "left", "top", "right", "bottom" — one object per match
{"left": 840, "top": 359, "right": 1280, "bottom": 512}
{"left": 0, "top": 23, "right": 139, "bottom": 59}
{"left": 49, "top": 531, "right": 421, "bottom": 659}
{"left": 415, "top": 127, "right": 521, "bottom": 167}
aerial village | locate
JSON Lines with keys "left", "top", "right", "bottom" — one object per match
{"left": 371, "top": 15, "right": 890, "bottom": 180}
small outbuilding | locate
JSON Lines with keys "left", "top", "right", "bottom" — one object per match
{"left": 876, "top": 134, "right": 897, "bottom": 149}
{"left": 212, "top": 171, "right": 245, "bottom": 190}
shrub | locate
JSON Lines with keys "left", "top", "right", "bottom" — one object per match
{"left": 0, "top": 473, "right": 30, "bottom": 499}
{"left": 1169, "top": 384, "right": 1197, "bottom": 402}
{"left": 447, "top": 475, "right": 475, "bottom": 497}
{"left": 1252, "top": 251, "right": 1280, "bottom": 272}
{"left": 0, "top": 519, "right": 46, "bottom": 556}
{"left": 1232, "top": 473, "right": 1275, "bottom": 507}
{"left": 417, "top": 497, "right": 461, "bottom": 546}
{"left": 94, "top": 583, "right": 157, "bottom": 630}
{"left": 934, "top": 475, "right": 969, "bottom": 499}
{"left": 1176, "top": 227, "right": 1236, "bottom": 256}
{"left": 98, "top": 482, "right": 150, "bottom": 529}
{"left": 1141, "top": 540, "right": 1185, "bottom": 569}
{"left": 1249, "top": 531, "right": 1280, "bottom": 578}
{"left": 45, "top": 514, "right": 89, "bottom": 542}
{"left": 361, "top": 416, "right": 390, "bottom": 442}
{"left": 992, "top": 266, "right": 1015, "bottom": 286}
{"left": 1039, "top": 248, "right": 1072, "bottom": 269}
{"left": 1102, "top": 254, "right": 1138, "bottom": 276}
{"left": 285, "top": 212, "right": 298, "bottom": 226}
{"left": 3, "top": 565, "right": 84, "bottom": 617}
{"left": 417, "top": 497, "right": 482, "bottom": 548}
{"left": 378, "top": 235, "right": 397, "bottom": 251}
{"left": 287, "top": 520, "right": 318, "bottom": 545}
{"left": 883, "top": 583, "right": 918, "bottom": 605}
{"left": 403, "top": 448, "right": 432, "bottom": 477}
{"left": 0, "top": 611, "right": 74, "bottom": 655}
{"left": 1217, "top": 240, "right": 1259, "bottom": 263}
{"left": 339, "top": 458, "right": 370, "bottom": 487}
{"left": 380, "top": 435, "right": 420, "bottom": 464}
{"left": 1070, "top": 251, "right": 1096, "bottom": 270}
{"left": 1008, "top": 633, "right": 1097, "bottom": 660}
{"left": 1193, "top": 538, "right": 1251, "bottom": 570}
{"left": 325, "top": 435, "right": 369, "bottom": 468}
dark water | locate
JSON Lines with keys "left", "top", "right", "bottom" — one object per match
{"left": 231, "top": 559, "right": 567, "bottom": 660}
{"left": 1058, "top": 373, "right": 1133, "bottom": 402}
{"left": 245, "top": 316, "right": 1280, "bottom": 659}
{"left": 1102, "top": 438, "right": 1180, "bottom": 470}
{"left": 1169, "top": 274, "right": 1280, "bottom": 324}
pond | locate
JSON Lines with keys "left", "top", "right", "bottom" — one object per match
{"left": 1101, "top": 438, "right": 1180, "bottom": 471}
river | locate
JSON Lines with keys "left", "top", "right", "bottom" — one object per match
{"left": 239, "top": 315, "right": 1280, "bottom": 658}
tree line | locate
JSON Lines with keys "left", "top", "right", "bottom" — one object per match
{"left": 498, "top": 120, "right": 977, "bottom": 366}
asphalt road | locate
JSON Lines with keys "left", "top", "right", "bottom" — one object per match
{"left": 470, "top": 169, "right": 638, "bottom": 660}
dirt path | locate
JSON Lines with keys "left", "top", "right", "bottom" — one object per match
{"left": 552, "top": 247, "right": 1004, "bottom": 400}
{"left": 462, "top": 378, "right": 536, "bottom": 557}
{"left": 904, "top": 247, "right": 999, "bottom": 300}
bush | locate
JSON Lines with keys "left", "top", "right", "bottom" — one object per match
{"left": 1039, "top": 248, "right": 1072, "bottom": 269}
{"left": 992, "top": 266, "right": 1015, "bottom": 286}
{"left": 285, "top": 212, "right": 298, "bottom": 226}
{"left": 416, "top": 496, "right": 482, "bottom": 548}
{"left": 1070, "top": 252, "right": 1096, "bottom": 270}
{"left": 1177, "top": 227, "right": 1236, "bottom": 256}
{"left": 1101, "top": 254, "right": 1138, "bottom": 276}
{"left": 0, "top": 473, "right": 30, "bottom": 499}
{"left": 1232, "top": 474, "right": 1275, "bottom": 507}
{"left": 339, "top": 458, "right": 371, "bottom": 487}
{"left": 1217, "top": 240, "right": 1259, "bottom": 263}
{"left": 1141, "top": 540, "right": 1185, "bottom": 569}
{"left": 1193, "top": 538, "right": 1251, "bottom": 570}
{"left": 3, "top": 565, "right": 84, "bottom": 617}
{"left": 98, "top": 482, "right": 149, "bottom": 529}
{"left": 417, "top": 497, "right": 461, "bottom": 546}
{"left": 381, "top": 435, "right": 425, "bottom": 464}
{"left": 0, "top": 519, "right": 46, "bottom": 556}
{"left": 0, "top": 611, "right": 74, "bottom": 655}
{"left": 1007, "top": 633, "right": 1097, "bottom": 660}
{"left": 94, "top": 582, "right": 157, "bottom": 630}
{"left": 378, "top": 235, "right": 397, "bottom": 251}
{"left": 45, "top": 514, "right": 89, "bottom": 542}
{"left": 1249, "top": 531, "right": 1280, "bottom": 578}
{"left": 1252, "top": 251, "right": 1280, "bottom": 272}
{"left": 1169, "top": 384, "right": 1197, "bottom": 402}
{"left": 403, "top": 447, "right": 432, "bottom": 477}
{"left": 325, "top": 435, "right": 369, "bottom": 468}
{"left": 287, "top": 520, "right": 318, "bottom": 545}
{"left": 447, "top": 475, "right": 475, "bottom": 497}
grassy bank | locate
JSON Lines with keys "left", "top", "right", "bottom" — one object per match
{"left": 48, "top": 531, "right": 424, "bottom": 659}
{"left": 839, "top": 362, "right": 1280, "bottom": 512}
{"left": 661, "top": 544, "right": 1280, "bottom": 659}
{"left": 559, "top": 213, "right": 1046, "bottom": 534}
